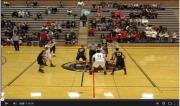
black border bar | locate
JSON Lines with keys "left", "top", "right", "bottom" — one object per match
{"left": 1, "top": 99, "right": 179, "bottom": 106}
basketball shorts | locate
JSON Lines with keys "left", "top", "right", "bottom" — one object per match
{"left": 93, "top": 61, "right": 105, "bottom": 68}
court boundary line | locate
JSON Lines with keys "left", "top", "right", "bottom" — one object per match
{"left": 7, "top": 85, "right": 155, "bottom": 88}
{"left": 122, "top": 47, "right": 160, "bottom": 91}
{"left": 5, "top": 60, "right": 36, "bottom": 87}
{"left": 112, "top": 76, "right": 121, "bottom": 98}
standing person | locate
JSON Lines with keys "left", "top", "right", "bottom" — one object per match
{"left": 90, "top": 49, "right": 106, "bottom": 75}
{"left": 80, "top": 14, "right": 87, "bottom": 27}
{"left": 12, "top": 32, "right": 20, "bottom": 51}
{"left": 37, "top": 50, "right": 46, "bottom": 73}
{"left": 111, "top": 48, "right": 127, "bottom": 75}
{"left": 88, "top": 43, "right": 97, "bottom": 64}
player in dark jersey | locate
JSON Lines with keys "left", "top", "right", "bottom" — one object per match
{"left": 75, "top": 45, "right": 87, "bottom": 68}
{"left": 111, "top": 48, "right": 127, "bottom": 75}
{"left": 37, "top": 50, "right": 46, "bottom": 73}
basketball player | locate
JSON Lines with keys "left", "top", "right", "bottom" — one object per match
{"left": 44, "top": 44, "right": 56, "bottom": 67}
{"left": 111, "top": 41, "right": 119, "bottom": 60}
{"left": 90, "top": 49, "right": 106, "bottom": 75}
{"left": 37, "top": 50, "right": 46, "bottom": 73}
{"left": 75, "top": 45, "right": 87, "bottom": 68}
{"left": 49, "top": 38, "right": 56, "bottom": 57}
{"left": 111, "top": 48, "right": 127, "bottom": 75}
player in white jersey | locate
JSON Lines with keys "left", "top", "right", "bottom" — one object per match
{"left": 44, "top": 44, "right": 56, "bottom": 67}
{"left": 90, "top": 49, "right": 106, "bottom": 75}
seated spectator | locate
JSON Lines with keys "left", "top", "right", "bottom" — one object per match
{"left": 65, "top": 33, "right": 71, "bottom": 44}
{"left": 77, "top": 0, "right": 85, "bottom": 8}
{"left": 70, "top": 30, "right": 77, "bottom": 44}
{"left": 3, "top": 1, "right": 10, "bottom": 7}
{"left": 18, "top": 10, "right": 22, "bottom": 18}
{"left": 32, "top": 0, "right": 38, "bottom": 7}
{"left": 92, "top": 4, "right": 96, "bottom": 9}
{"left": 45, "top": 7, "right": 51, "bottom": 15}
{"left": 67, "top": 8, "right": 72, "bottom": 16}
{"left": 20, "top": 22, "right": 29, "bottom": 36}
{"left": 36, "top": 12, "right": 43, "bottom": 19}
{"left": 118, "top": 31, "right": 127, "bottom": 43}
{"left": 59, "top": 0, "right": 64, "bottom": 8}
{"left": 6, "top": 37, "right": 12, "bottom": 46}
{"left": 163, "top": 31, "right": 170, "bottom": 43}
{"left": 96, "top": 7, "right": 102, "bottom": 17}
{"left": 42, "top": 25, "right": 49, "bottom": 32}
{"left": 101, "top": 16, "right": 106, "bottom": 23}
{"left": 171, "top": 31, "right": 178, "bottom": 43}
{"left": 26, "top": 0, "right": 32, "bottom": 7}
{"left": 52, "top": 7, "right": 58, "bottom": 14}
{"left": 91, "top": 19, "right": 97, "bottom": 29}
{"left": 12, "top": 10, "right": 19, "bottom": 18}
{"left": 54, "top": 24, "right": 62, "bottom": 33}
{"left": 88, "top": 28, "right": 95, "bottom": 36}
{"left": 101, "top": 34, "right": 107, "bottom": 45}
{"left": 24, "top": 9, "right": 31, "bottom": 18}
{"left": 158, "top": 32, "right": 164, "bottom": 43}
{"left": 114, "top": 27, "right": 121, "bottom": 33}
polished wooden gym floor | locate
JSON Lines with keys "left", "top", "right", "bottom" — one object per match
{"left": 1, "top": 45, "right": 179, "bottom": 99}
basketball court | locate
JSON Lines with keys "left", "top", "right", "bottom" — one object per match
{"left": 1, "top": 45, "right": 179, "bottom": 99}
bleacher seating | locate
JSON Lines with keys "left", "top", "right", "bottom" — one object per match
{"left": 1, "top": 6, "right": 81, "bottom": 43}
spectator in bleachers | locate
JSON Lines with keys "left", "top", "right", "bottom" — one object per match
{"left": 91, "top": 18, "right": 97, "bottom": 29}
{"left": 54, "top": 23, "right": 62, "bottom": 33}
{"left": 47, "top": 30, "right": 54, "bottom": 40}
{"left": 41, "top": 25, "right": 49, "bottom": 32}
{"left": 96, "top": 6, "right": 102, "bottom": 17}
{"left": 70, "top": 31, "right": 77, "bottom": 45}
{"left": 158, "top": 31, "right": 164, "bottom": 43}
{"left": 45, "top": 7, "right": 51, "bottom": 15}
{"left": 171, "top": 31, "right": 178, "bottom": 43}
{"left": 141, "top": 18, "right": 149, "bottom": 26}
{"left": 114, "top": 27, "right": 121, "bottom": 33}
{"left": 36, "top": 12, "right": 43, "bottom": 19}
{"left": 67, "top": 8, "right": 73, "bottom": 16}
{"left": 12, "top": 10, "right": 19, "bottom": 18}
{"left": 24, "top": 9, "right": 31, "bottom": 18}
{"left": 163, "top": 31, "right": 170, "bottom": 43}
{"left": 65, "top": 33, "right": 71, "bottom": 44}
{"left": 101, "top": 16, "right": 106, "bottom": 23}
{"left": 52, "top": 7, "right": 58, "bottom": 14}
{"left": 59, "top": 0, "right": 64, "bottom": 8}
{"left": 3, "top": 1, "right": 10, "bottom": 7}
{"left": 101, "top": 34, "right": 107, "bottom": 45}
{"left": 80, "top": 14, "right": 87, "bottom": 27}
{"left": 88, "top": 27, "right": 95, "bottom": 36}
{"left": 38, "top": 31, "right": 47, "bottom": 47}
{"left": 27, "top": 0, "right": 38, "bottom": 7}
{"left": 77, "top": 0, "right": 85, "bottom": 8}
{"left": 32, "top": 0, "right": 38, "bottom": 7}
{"left": 20, "top": 22, "right": 29, "bottom": 36}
